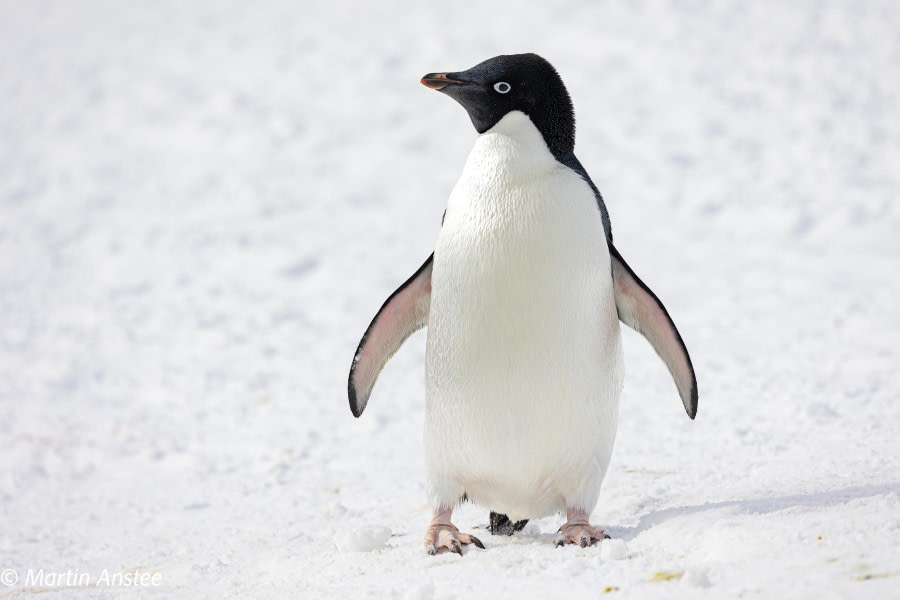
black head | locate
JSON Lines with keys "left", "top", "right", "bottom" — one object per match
{"left": 421, "top": 53, "right": 576, "bottom": 159}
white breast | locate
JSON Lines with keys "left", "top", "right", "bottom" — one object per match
{"left": 424, "top": 111, "right": 624, "bottom": 520}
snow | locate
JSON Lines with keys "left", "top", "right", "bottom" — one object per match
{"left": 333, "top": 526, "right": 392, "bottom": 553}
{"left": 682, "top": 568, "right": 712, "bottom": 588}
{"left": 600, "top": 539, "right": 629, "bottom": 561}
{"left": 1, "top": 1, "right": 899, "bottom": 598}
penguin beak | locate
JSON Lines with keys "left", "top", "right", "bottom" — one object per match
{"left": 420, "top": 72, "right": 466, "bottom": 91}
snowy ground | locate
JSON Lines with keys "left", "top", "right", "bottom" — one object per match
{"left": 2, "top": 1, "right": 899, "bottom": 598}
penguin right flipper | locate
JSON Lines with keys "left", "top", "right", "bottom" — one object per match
{"left": 348, "top": 255, "right": 433, "bottom": 417}
{"left": 609, "top": 244, "right": 698, "bottom": 419}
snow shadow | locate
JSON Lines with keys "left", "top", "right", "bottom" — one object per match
{"left": 611, "top": 482, "right": 900, "bottom": 540}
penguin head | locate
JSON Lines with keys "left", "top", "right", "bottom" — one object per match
{"left": 421, "top": 53, "right": 576, "bottom": 158}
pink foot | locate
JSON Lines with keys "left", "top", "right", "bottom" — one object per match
{"left": 553, "top": 508, "right": 610, "bottom": 548}
{"left": 424, "top": 507, "right": 485, "bottom": 555}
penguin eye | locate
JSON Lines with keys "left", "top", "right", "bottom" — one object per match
{"left": 493, "top": 82, "right": 511, "bottom": 94}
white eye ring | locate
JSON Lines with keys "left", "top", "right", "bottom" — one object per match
{"left": 493, "top": 82, "right": 511, "bottom": 94}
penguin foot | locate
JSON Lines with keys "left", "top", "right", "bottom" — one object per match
{"left": 424, "top": 524, "right": 485, "bottom": 555}
{"left": 489, "top": 511, "right": 529, "bottom": 536}
{"left": 424, "top": 507, "right": 485, "bottom": 555}
{"left": 553, "top": 508, "right": 609, "bottom": 548}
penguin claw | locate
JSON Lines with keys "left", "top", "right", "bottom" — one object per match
{"left": 423, "top": 521, "right": 486, "bottom": 555}
{"left": 553, "top": 526, "right": 606, "bottom": 547}
{"left": 554, "top": 511, "right": 608, "bottom": 548}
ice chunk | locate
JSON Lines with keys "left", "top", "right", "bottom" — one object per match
{"left": 333, "top": 525, "right": 392, "bottom": 552}
{"left": 682, "top": 569, "right": 712, "bottom": 587}
{"left": 600, "top": 538, "right": 628, "bottom": 560}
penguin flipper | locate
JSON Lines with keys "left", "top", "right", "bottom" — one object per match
{"left": 609, "top": 244, "right": 698, "bottom": 419}
{"left": 348, "top": 254, "right": 433, "bottom": 417}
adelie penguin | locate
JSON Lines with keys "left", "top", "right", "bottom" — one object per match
{"left": 348, "top": 53, "right": 698, "bottom": 554}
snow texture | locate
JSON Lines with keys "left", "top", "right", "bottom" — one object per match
{"left": 600, "top": 539, "right": 629, "bottom": 562}
{"left": 1, "top": 1, "right": 899, "bottom": 599}
{"left": 333, "top": 526, "right": 392, "bottom": 553}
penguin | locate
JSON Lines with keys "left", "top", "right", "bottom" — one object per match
{"left": 348, "top": 53, "right": 697, "bottom": 554}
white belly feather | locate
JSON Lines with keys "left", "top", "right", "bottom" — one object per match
{"left": 425, "top": 112, "right": 624, "bottom": 520}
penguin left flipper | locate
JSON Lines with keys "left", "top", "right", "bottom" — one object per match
{"left": 348, "top": 254, "right": 433, "bottom": 417}
{"left": 609, "top": 244, "right": 699, "bottom": 419}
